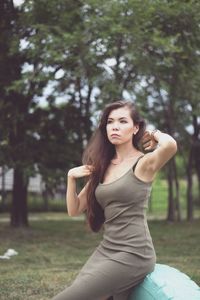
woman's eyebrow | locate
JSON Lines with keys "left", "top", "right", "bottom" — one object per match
{"left": 107, "top": 117, "right": 128, "bottom": 120}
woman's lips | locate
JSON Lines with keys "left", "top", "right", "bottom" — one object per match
{"left": 111, "top": 134, "right": 120, "bottom": 138}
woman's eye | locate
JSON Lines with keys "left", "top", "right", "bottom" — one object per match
{"left": 107, "top": 120, "right": 127, "bottom": 124}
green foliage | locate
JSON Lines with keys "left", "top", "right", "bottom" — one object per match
{"left": 0, "top": 0, "right": 199, "bottom": 221}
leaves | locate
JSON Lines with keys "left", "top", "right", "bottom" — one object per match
{"left": 0, "top": 0, "right": 200, "bottom": 196}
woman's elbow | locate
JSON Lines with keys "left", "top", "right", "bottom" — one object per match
{"left": 67, "top": 208, "right": 78, "bottom": 217}
{"left": 169, "top": 139, "right": 178, "bottom": 156}
{"left": 67, "top": 210, "right": 73, "bottom": 217}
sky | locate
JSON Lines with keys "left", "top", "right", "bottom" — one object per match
{"left": 13, "top": 0, "right": 24, "bottom": 6}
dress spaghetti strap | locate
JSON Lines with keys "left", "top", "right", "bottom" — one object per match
{"left": 132, "top": 154, "right": 144, "bottom": 171}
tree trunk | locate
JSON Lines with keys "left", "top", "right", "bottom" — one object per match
{"left": 1, "top": 166, "right": 7, "bottom": 211}
{"left": 154, "top": 73, "right": 178, "bottom": 222}
{"left": 42, "top": 190, "right": 49, "bottom": 211}
{"left": 172, "top": 157, "right": 181, "bottom": 221}
{"left": 85, "top": 84, "right": 93, "bottom": 141}
{"left": 186, "top": 148, "right": 193, "bottom": 221}
{"left": 42, "top": 182, "right": 50, "bottom": 211}
{"left": 11, "top": 166, "right": 29, "bottom": 227}
{"left": 192, "top": 114, "right": 200, "bottom": 204}
{"left": 167, "top": 162, "right": 175, "bottom": 221}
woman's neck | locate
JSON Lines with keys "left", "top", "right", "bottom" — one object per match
{"left": 113, "top": 144, "right": 141, "bottom": 162}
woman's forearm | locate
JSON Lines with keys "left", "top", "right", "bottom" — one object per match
{"left": 152, "top": 130, "right": 177, "bottom": 153}
{"left": 66, "top": 175, "right": 80, "bottom": 216}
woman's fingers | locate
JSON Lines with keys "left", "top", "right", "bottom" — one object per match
{"left": 68, "top": 165, "right": 95, "bottom": 179}
{"left": 142, "top": 132, "right": 151, "bottom": 143}
{"left": 142, "top": 130, "right": 158, "bottom": 151}
{"left": 144, "top": 145, "right": 152, "bottom": 151}
{"left": 143, "top": 141, "right": 151, "bottom": 147}
{"left": 84, "top": 165, "right": 94, "bottom": 175}
{"left": 86, "top": 165, "right": 94, "bottom": 171}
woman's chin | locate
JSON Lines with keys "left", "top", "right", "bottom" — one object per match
{"left": 110, "top": 141, "right": 123, "bottom": 145}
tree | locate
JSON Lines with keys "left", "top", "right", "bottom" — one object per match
{"left": 0, "top": 0, "right": 29, "bottom": 226}
{"left": 0, "top": 0, "right": 97, "bottom": 225}
{"left": 1, "top": 0, "right": 199, "bottom": 225}
{"left": 133, "top": 0, "right": 200, "bottom": 220}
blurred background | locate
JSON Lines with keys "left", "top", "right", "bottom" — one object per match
{"left": 0, "top": 1, "right": 200, "bottom": 298}
{"left": 1, "top": 0, "right": 199, "bottom": 226}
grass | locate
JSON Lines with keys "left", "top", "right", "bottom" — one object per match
{"left": 0, "top": 213, "right": 199, "bottom": 300}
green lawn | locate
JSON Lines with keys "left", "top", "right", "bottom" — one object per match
{"left": 0, "top": 213, "right": 199, "bottom": 300}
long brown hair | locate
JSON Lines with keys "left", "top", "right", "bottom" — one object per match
{"left": 82, "top": 100, "right": 146, "bottom": 232}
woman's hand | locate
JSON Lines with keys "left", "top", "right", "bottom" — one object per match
{"left": 68, "top": 165, "right": 94, "bottom": 179}
{"left": 141, "top": 130, "right": 158, "bottom": 152}
{"left": 138, "top": 130, "right": 177, "bottom": 181}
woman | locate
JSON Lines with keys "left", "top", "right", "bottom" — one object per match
{"left": 53, "top": 100, "right": 177, "bottom": 300}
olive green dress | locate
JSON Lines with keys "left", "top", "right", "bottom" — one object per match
{"left": 53, "top": 156, "right": 156, "bottom": 300}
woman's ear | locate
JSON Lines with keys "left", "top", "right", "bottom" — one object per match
{"left": 133, "top": 124, "right": 139, "bottom": 135}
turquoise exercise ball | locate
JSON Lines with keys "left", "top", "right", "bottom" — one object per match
{"left": 129, "top": 264, "right": 200, "bottom": 300}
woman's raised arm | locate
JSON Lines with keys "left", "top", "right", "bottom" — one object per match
{"left": 137, "top": 130, "right": 177, "bottom": 182}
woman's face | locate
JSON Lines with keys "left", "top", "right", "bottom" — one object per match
{"left": 106, "top": 106, "right": 139, "bottom": 145}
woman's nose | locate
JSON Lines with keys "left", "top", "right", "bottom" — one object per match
{"left": 112, "top": 123, "right": 119, "bottom": 130}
